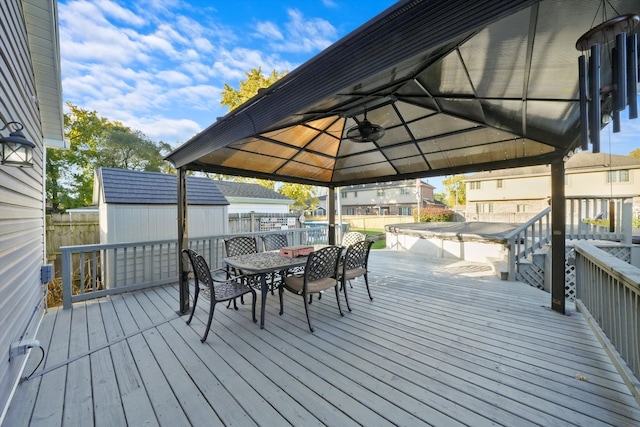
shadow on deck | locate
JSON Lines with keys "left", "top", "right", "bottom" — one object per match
{"left": 5, "top": 250, "right": 640, "bottom": 426}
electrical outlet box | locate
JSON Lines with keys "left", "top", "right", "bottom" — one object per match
{"left": 41, "top": 264, "right": 53, "bottom": 283}
{"left": 9, "top": 339, "right": 40, "bottom": 361}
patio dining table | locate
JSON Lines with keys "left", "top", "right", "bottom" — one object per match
{"left": 224, "top": 250, "right": 310, "bottom": 329}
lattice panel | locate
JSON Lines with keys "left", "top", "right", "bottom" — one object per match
{"left": 597, "top": 246, "right": 631, "bottom": 263}
{"left": 516, "top": 262, "right": 545, "bottom": 289}
{"left": 564, "top": 247, "right": 576, "bottom": 302}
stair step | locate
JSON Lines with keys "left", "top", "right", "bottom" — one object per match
{"left": 487, "top": 256, "right": 509, "bottom": 280}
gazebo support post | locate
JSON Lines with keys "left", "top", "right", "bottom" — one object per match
{"left": 328, "top": 186, "right": 336, "bottom": 245}
{"left": 550, "top": 160, "right": 566, "bottom": 314}
{"left": 177, "top": 167, "right": 190, "bottom": 315}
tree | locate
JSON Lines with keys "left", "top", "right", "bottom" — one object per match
{"left": 438, "top": 175, "right": 467, "bottom": 208}
{"left": 629, "top": 148, "right": 640, "bottom": 158}
{"left": 279, "top": 182, "right": 319, "bottom": 212}
{"left": 46, "top": 103, "right": 173, "bottom": 211}
{"left": 220, "top": 68, "right": 287, "bottom": 111}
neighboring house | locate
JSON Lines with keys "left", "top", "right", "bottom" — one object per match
{"left": 212, "top": 181, "right": 294, "bottom": 214}
{"left": 95, "top": 168, "right": 229, "bottom": 243}
{"left": 465, "top": 152, "right": 640, "bottom": 222}
{"left": 318, "top": 179, "right": 436, "bottom": 215}
{"left": 1, "top": 0, "right": 66, "bottom": 417}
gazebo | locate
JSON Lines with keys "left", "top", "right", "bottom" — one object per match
{"left": 166, "top": 0, "right": 640, "bottom": 316}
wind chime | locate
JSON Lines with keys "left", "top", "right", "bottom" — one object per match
{"left": 576, "top": 11, "right": 639, "bottom": 154}
{"left": 576, "top": 8, "right": 638, "bottom": 232}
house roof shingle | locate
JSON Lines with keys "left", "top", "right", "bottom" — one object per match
{"left": 212, "top": 181, "right": 292, "bottom": 201}
{"left": 97, "top": 168, "right": 228, "bottom": 205}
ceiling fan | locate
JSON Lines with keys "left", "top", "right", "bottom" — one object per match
{"left": 346, "top": 111, "right": 385, "bottom": 143}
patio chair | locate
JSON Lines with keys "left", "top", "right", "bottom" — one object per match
{"left": 341, "top": 231, "right": 366, "bottom": 248}
{"left": 261, "top": 233, "right": 288, "bottom": 251}
{"left": 279, "top": 245, "right": 343, "bottom": 332}
{"left": 182, "top": 249, "right": 257, "bottom": 342}
{"left": 223, "top": 235, "right": 259, "bottom": 303}
{"left": 338, "top": 240, "right": 374, "bottom": 312}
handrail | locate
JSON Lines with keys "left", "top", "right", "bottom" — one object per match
{"left": 574, "top": 242, "right": 640, "bottom": 404}
{"left": 61, "top": 227, "right": 328, "bottom": 309}
{"left": 504, "top": 206, "right": 552, "bottom": 281}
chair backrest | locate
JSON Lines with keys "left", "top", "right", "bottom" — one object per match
{"left": 262, "top": 234, "right": 288, "bottom": 251}
{"left": 342, "top": 231, "right": 366, "bottom": 248}
{"left": 224, "top": 236, "right": 258, "bottom": 257}
{"left": 305, "top": 245, "right": 341, "bottom": 284}
{"left": 182, "top": 248, "right": 213, "bottom": 294}
{"left": 343, "top": 239, "right": 373, "bottom": 272}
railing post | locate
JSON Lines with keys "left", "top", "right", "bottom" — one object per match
{"left": 507, "top": 237, "right": 516, "bottom": 281}
{"left": 61, "top": 247, "right": 72, "bottom": 309}
{"left": 621, "top": 198, "right": 633, "bottom": 244}
{"left": 550, "top": 160, "right": 566, "bottom": 314}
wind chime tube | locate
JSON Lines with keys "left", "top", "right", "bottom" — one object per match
{"left": 609, "top": 200, "right": 615, "bottom": 233}
{"left": 627, "top": 33, "right": 638, "bottom": 119}
{"left": 578, "top": 55, "right": 590, "bottom": 150}
{"left": 589, "top": 43, "right": 601, "bottom": 153}
{"left": 615, "top": 33, "right": 627, "bottom": 112}
{"left": 612, "top": 47, "right": 621, "bottom": 133}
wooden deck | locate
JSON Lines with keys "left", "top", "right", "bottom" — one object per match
{"left": 5, "top": 250, "right": 640, "bottom": 426}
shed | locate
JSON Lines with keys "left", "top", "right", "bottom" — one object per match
{"left": 95, "top": 168, "right": 229, "bottom": 243}
{"left": 213, "top": 181, "right": 294, "bottom": 214}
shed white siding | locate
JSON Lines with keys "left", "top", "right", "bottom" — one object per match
{"left": 0, "top": 0, "right": 55, "bottom": 416}
{"left": 100, "top": 204, "right": 227, "bottom": 243}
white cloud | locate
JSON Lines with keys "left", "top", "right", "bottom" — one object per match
{"left": 268, "top": 9, "right": 337, "bottom": 53}
{"left": 255, "top": 21, "right": 284, "bottom": 40}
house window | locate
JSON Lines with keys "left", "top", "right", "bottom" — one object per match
{"left": 341, "top": 192, "right": 347, "bottom": 198}
{"left": 353, "top": 191, "right": 358, "bottom": 197}
{"left": 496, "top": 179, "right": 503, "bottom": 188}
{"left": 398, "top": 206, "right": 412, "bottom": 215}
{"left": 516, "top": 204, "right": 526, "bottom": 213}
{"left": 400, "top": 187, "right": 411, "bottom": 195}
{"left": 476, "top": 203, "right": 493, "bottom": 213}
{"left": 607, "top": 170, "right": 630, "bottom": 183}
{"left": 377, "top": 189, "right": 385, "bottom": 196}
{"left": 346, "top": 208, "right": 356, "bottom": 215}
{"left": 469, "top": 181, "right": 481, "bottom": 190}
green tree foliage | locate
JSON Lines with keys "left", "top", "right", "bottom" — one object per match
{"left": 220, "top": 68, "right": 287, "bottom": 111}
{"left": 436, "top": 175, "right": 467, "bottom": 207}
{"left": 46, "top": 103, "right": 173, "bottom": 212}
{"left": 279, "top": 182, "right": 319, "bottom": 212}
{"left": 629, "top": 147, "right": 640, "bottom": 158}
{"left": 219, "top": 68, "right": 319, "bottom": 212}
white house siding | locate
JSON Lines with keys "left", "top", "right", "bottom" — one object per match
{"left": 0, "top": 0, "right": 47, "bottom": 415}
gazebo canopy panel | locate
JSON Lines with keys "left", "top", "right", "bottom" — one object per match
{"left": 166, "top": 0, "right": 640, "bottom": 187}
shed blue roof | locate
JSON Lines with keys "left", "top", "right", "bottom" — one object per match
{"left": 97, "top": 168, "right": 228, "bottom": 205}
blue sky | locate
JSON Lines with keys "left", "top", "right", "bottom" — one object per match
{"left": 58, "top": 0, "right": 639, "bottom": 193}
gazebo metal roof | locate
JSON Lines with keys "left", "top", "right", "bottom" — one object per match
{"left": 166, "top": 0, "right": 638, "bottom": 187}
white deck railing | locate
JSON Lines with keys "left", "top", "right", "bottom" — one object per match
{"left": 574, "top": 242, "right": 640, "bottom": 402}
{"left": 61, "top": 227, "right": 328, "bottom": 309}
{"left": 503, "top": 207, "right": 552, "bottom": 281}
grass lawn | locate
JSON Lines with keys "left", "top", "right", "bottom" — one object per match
{"left": 350, "top": 228, "right": 386, "bottom": 249}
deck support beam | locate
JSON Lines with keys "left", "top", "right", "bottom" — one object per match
{"left": 328, "top": 186, "right": 336, "bottom": 245}
{"left": 551, "top": 160, "right": 566, "bottom": 314}
{"left": 177, "top": 167, "right": 190, "bottom": 315}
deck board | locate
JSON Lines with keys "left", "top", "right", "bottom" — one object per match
{"left": 5, "top": 250, "right": 640, "bottom": 426}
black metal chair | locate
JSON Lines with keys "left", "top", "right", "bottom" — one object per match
{"left": 183, "top": 249, "right": 256, "bottom": 342}
{"left": 341, "top": 231, "right": 366, "bottom": 248}
{"left": 223, "top": 236, "right": 259, "bottom": 303}
{"left": 338, "top": 240, "right": 374, "bottom": 312}
{"left": 279, "top": 245, "right": 343, "bottom": 332}
{"left": 261, "top": 233, "right": 288, "bottom": 251}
